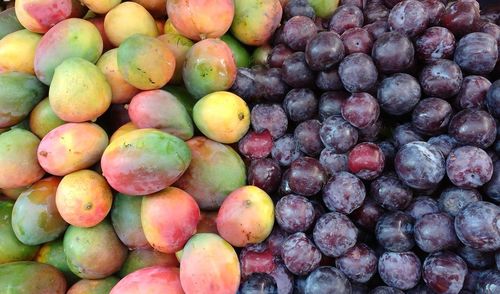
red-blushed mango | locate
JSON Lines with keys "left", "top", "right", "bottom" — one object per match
{"left": 128, "top": 90, "right": 194, "bottom": 140}
{"left": 97, "top": 49, "right": 140, "bottom": 104}
{"left": 0, "top": 72, "right": 47, "bottom": 128}
{"left": 183, "top": 38, "right": 237, "bottom": 99}
{"left": 35, "top": 239, "right": 79, "bottom": 284}
{"left": 193, "top": 91, "right": 250, "bottom": 144}
{"left": 117, "top": 34, "right": 175, "bottom": 90}
{"left": 0, "top": 29, "right": 41, "bottom": 74}
{"left": 111, "top": 193, "right": 150, "bottom": 249}
{"left": 220, "top": 34, "right": 251, "bottom": 68}
{"left": 56, "top": 170, "right": 113, "bottom": 228}
{"left": 118, "top": 248, "right": 179, "bottom": 277}
{"left": 15, "top": 0, "right": 86, "bottom": 33}
{"left": 37, "top": 122, "right": 108, "bottom": 176}
{"left": 197, "top": 211, "right": 219, "bottom": 234}
{"left": 63, "top": 220, "right": 128, "bottom": 279}
{"left": 12, "top": 177, "right": 67, "bottom": 245}
{"left": 132, "top": 0, "right": 167, "bottom": 17}
{"left": 110, "top": 122, "right": 138, "bottom": 143}
{"left": 216, "top": 186, "right": 275, "bottom": 247}
{"left": 34, "top": 18, "right": 103, "bottom": 85}
{"left": 0, "top": 186, "right": 29, "bottom": 200}
{"left": 231, "top": 0, "right": 283, "bottom": 46}
{"left": 180, "top": 233, "right": 240, "bottom": 294}
{"left": 29, "top": 98, "right": 65, "bottom": 139}
{"left": 101, "top": 129, "right": 191, "bottom": 195}
{"left": 0, "top": 129, "right": 45, "bottom": 189}
{"left": 141, "top": 187, "right": 200, "bottom": 254}
{"left": 67, "top": 277, "right": 119, "bottom": 294}
{"left": 104, "top": 2, "right": 158, "bottom": 46}
{"left": 49, "top": 57, "right": 112, "bottom": 122}
{"left": 0, "top": 261, "right": 67, "bottom": 293}
{"left": 308, "top": 0, "right": 340, "bottom": 19}
{"left": 157, "top": 33, "right": 194, "bottom": 84}
{"left": 166, "top": 0, "right": 234, "bottom": 41}
{"left": 0, "top": 201, "right": 39, "bottom": 264}
{"left": 0, "top": 8, "right": 24, "bottom": 39}
{"left": 81, "top": 0, "right": 121, "bottom": 14}
{"left": 87, "top": 16, "right": 113, "bottom": 51}
{"left": 111, "top": 266, "right": 183, "bottom": 294}
{"left": 174, "top": 137, "right": 246, "bottom": 210}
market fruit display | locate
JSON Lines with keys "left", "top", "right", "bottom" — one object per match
{"left": 0, "top": 0, "right": 500, "bottom": 293}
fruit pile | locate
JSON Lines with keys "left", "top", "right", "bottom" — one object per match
{"left": 0, "top": 0, "right": 499, "bottom": 293}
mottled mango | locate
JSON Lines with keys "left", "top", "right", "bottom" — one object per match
{"left": 174, "top": 137, "right": 246, "bottom": 210}
{"left": 101, "top": 129, "right": 191, "bottom": 195}
{"left": 110, "top": 122, "right": 138, "bottom": 143}
{"left": 0, "top": 29, "right": 41, "bottom": 74}
{"left": 157, "top": 33, "right": 194, "bottom": 84}
{"left": 82, "top": 0, "right": 121, "bottom": 14}
{"left": 35, "top": 239, "right": 79, "bottom": 284}
{"left": 111, "top": 193, "right": 150, "bottom": 249}
{"left": 0, "top": 261, "right": 67, "bottom": 293}
{"left": 67, "top": 277, "right": 120, "bottom": 294}
{"left": 49, "top": 57, "right": 112, "bottom": 122}
{"left": 34, "top": 18, "right": 103, "bottom": 85}
{"left": 111, "top": 266, "right": 183, "bottom": 294}
{"left": 29, "top": 98, "right": 65, "bottom": 138}
{"left": 0, "top": 8, "right": 24, "bottom": 39}
{"left": 118, "top": 248, "right": 179, "bottom": 277}
{"left": 220, "top": 34, "right": 251, "bottom": 68}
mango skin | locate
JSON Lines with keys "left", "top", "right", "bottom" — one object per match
{"left": 49, "top": 57, "right": 112, "bottom": 122}
{"left": 193, "top": 91, "right": 250, "bottom": 144}
{"left": 35, "top": 239, "right": 79, "bottom": 284}
{"left": 111, "top": 266, "right": 183, "bottom": 294}
{"left": 111, "top": 193, "right": 150, "bottom": 249}
{"left": 220, "top": 34, "right": 251, "bottom": 68}
{"left": 0, "top": 8, "right": 24, "bottom": 39}
{"left": 81, "top": 0, "right": 121, "bottom": 14}
{"left": 0, "top": 201, "right": 39, "bottom": 264}
{"left": 12, "top": 177, "right": 67, "bottom": 246}
{"left": 1, "top": 186, "right": 29, "bottom": 200}
{"left": 118, "top": 248, "right": 179, "bottom": 278}
{"left": 29, "top": 97, "right": 65, "bottom": 138}
{"left": 110, "top": 122, "right": 138, "bottom": 143}
{"left": 183, "top": 38, "right": 237, "bottom": 99}
{"left": 0, "top": 129, "right": 45, "bottom": 189}
{"left": 167, "top": 0, "right": 234, "bottom": 41}
{"left": 157, "top": 33, "right": 194, "bottom": 84}
{"left": 308, "top": 0, "right": 340, "bottom": 19}
{"left": 117, "top": 34, "right": 175, "bottom": 90}
{"left": 97, "top": 48, "right": 140, "bottom": 104}
{"left": 162, "top": 85, "right": 197, "bottom": 116}
{"left": 56, "top": 170, "right": 113, "bottom": 228}
{"left": 104, "top": 2, "right": 158, "bottom": 46}
{"left": 101, "top": 129, "right": 192, "bottom": 196}
{"left": 67, "top": 277, "right": 120, "bottom": 294}
{"left": 87, "top": 16, "right": 113, "bottom": 51}
{"left": 37, "top": 122, "right": 108, "bottom": 176}
{"left": 0, "top": 72, "right": 47, "bottom": 128}
{"left": 231, "top": 0, "right": 283, "bottom": 46}
{"left": 34, "top": 18, "right": 103, "bottom": 85}
{"left": 128, "top": 90, "right": 194, "bottom": 140}
{"left": 132, "top": 0, "right": 167, "bottom": 17}
{"left": 174, "top": 137, "right": 246, "bottom": 210}
{"left": 216, "top": 186, "right": 275, "bottom": 247}
{"left": 251, "top": 44, "right": 272, "bottom": 66}
{"left": 64, "top": 220, "right": 128, "bottom": 279}
{"left": 141, "top": 187, "right": 200, "bottom": 253}
{"left": 180, "top": 233, "right": 240, "bottom": 294}
{"left": 0, "top": 29, "right": 41, "bottom": 74}
{"left": 0, "top": 261, "right": 67, "bottom": 293}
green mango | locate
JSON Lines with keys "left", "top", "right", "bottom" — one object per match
{"left": 220, "top": 34, "right": 251, "bottom": 68}
{"left": 0, "top": 261, "right": 67, "bottom": 293}
{"left": 66, "top": 276, "right": 119, "bottom": 294}
{"left": 35, "top": 239, "right": 79, "bottom": 285}
{"left": 0, "top": 8, "right": 23, "bottom": 39}
{"left": 111, "top": 193, "right": 149, "bottom": 249}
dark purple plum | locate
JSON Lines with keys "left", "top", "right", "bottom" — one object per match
{"left": 266, "top": 226, "right": 289, "bottom": 256}
{"left": 294, "top": 120, "right": 324, "bottom": 156}
{"left": 342, "top": 92, "right": 380, "bottom": 129}
{"left": 268, "top": 44, "right": 294, "bottom": 68}
{"left": 446, "top": 146, "right": 493, "bottom": 188}
{"left": 384, "top": 0, "right": 403, "bottom": 8}
{"left": 364, "top": 1, "right": 390, "bottom": 24}
{"left": 486, "top": 80, "right": 500, "bottom": 119}
{"left": 347, "top": 142, "right": 384, "bottom": 180}
{"left": 419, "top": 59, "right": 463, "bottom": 99}
{"left": 378, "top": 251, "right": 421, "bottom": 290}
{"left": 388, "top": 0, "right": 428, "bottom": 37}
{"left": 288, "top": 157, "right": 327, "bottom": 196}
{"left": 358, "top": 118, "right": 382, "bottom": 142}
{"left": 319, "top": 115, "right": 358, "bottom": 153}
{"left": 304, "top": 266, "right": 352, "bottom": 294}
{"left": 272, "top": 134, "right": 302, "bottom": 168}
{"left": 455, "top": 75, "right": 491, "bottom": 109}
{"left": 313, "top": 212, "right": 358, "bottom": 257}
{"left": 231, "top": 68, "right": 257, "bottom": 101}
{"left": 319, "top": 149, "right": 348, "bottom": 175}
{"left": 248, "top": 158, "right": 282, "bottom": 194}
{"left": 375, "top": 211, "right": 415, "bottom": 252}
{"left": 422, "top": 251, "right": 467, "bottom": 294}
{"left": 364, "top": 20, "right": 389, "bottom": 39}
{"left": 283, "top": 0, "right": 315, "bottom": 20}
{"left": 438, "top": 186, "right": 482, "bottom": 217}
{"left": 294, "top": 276, "right": 307, "bottom": 294}
{"left": 351, "top": 198, "right": 385, "bottom": 231}
{"left": 269, "top": 260, "right": 294, "bottom": 294}
{"left": 283, "top": 16, "right": 318, "bottom": 51}
{"left": 239, "top": 273, "right": 277, "bottom": 294}
{"left": 238, "top": 130, "right": 273, "bottom": 159}
{"left": 378, "top": 141, "right": 396, "bottom": 166}
{"left": 251, "top": 104, "right": 288, "bottom": 139}
{"left": 476, "top": 270, "right": 500, "bottom": 294}
{"left": 318, "top": 91, "right": 349, "bottom": 121}
{"left": 280, "top": 169, "right": 292, "bottom": 196}
{"left": 254, "top": 68, "right": 290, "bottom": 103}
{"left": 371, "top": 173, "right": 413, "bottom": 211}
{"left": 377, "top": 73, "right": 421, "bottom": 115}
{"left": 481, "top": 22, "right": 500, "bottom": 44}
{"left": 427, "top": 134, "right": 458, "bottom": 157}
{"left": 448, "top": 109, "right": 497, "bottom": 148}
{"left": 462, "top": 268, "right": 483, "bottom": 292}
{"left": 484, "top": 160, "right": 500, "bottom": 203}
{"left": 341, "top": 27, "right": 374, "bottom": 55}
{"left": 280, "top": 232, "right": 322, "bottom": 275}
{"left": 415, "top": 26, "right": 455, "bottom": 62}
{"left": 420, "top": 0, "right": 445, "bottom": 25}
{"left": 371, "top": 31, "right": 414, "bottom": 74}
{"left": 412, "top": 98, "right": 453, "bottom": 135}
{"left": 440, "top": 0, "right": 481, "bottom": 36}
{"left": 457, "top": 245, "right": 495, "bottom": 269}
{"left": 405, "top": 196, "right": 439, "bottom": 220}
{"left": 341, "top": 0, "right": 364, "bottom": 8}
{"left": 336, "top": 243, "right": 378, "bottom": 283}
{"left": 414, "top": 212, "right": 459, "bottom": 253}
{"left": 329, "top": 4, "right": 364, "bottom": 34}
{"left": 315, "top": 69, "right": 343, "bottom": 92}
{"left": 370, "top": 286, "right": 404, "bottom": 294}
{"left": 338, "top": 53, "right": 378, "bottom": 93}
{"left": 455, "top": 32, "right": 498, "bottom": 76}
{"left": 305, "top": 31, "right": 345, "bottom": 71}
{"left": 322, "top": 171, "right": 366, "bottom": 214}
{"left": 392, "top": 123, "right": 425, "bottom": 148}
{"left": 283, "top": 89, "right": 317, "bottom": 123}
{"left": 276, "top": 195, "right": 315, "bottom": 233}
{"left": 282, "top": 52, "right": 315, "bottom": 88}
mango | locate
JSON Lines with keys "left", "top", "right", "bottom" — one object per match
{"left": 35, "top": 239, "right": 79, "bottom": 284}
{"left": 251, "top": 44, "right": 272, "bottom": 66}
{"left": 1, "top": 186, "right": 29, "bottom": 200}
{"left": 216, "top": 186, "right": 275, "bottom": 247}
{"left": 10, "top": 118, "right": 31, "bottom": 131}
{"left": 132, "top": 0, "right": 167, "bottom": 17}
{"left": 34, "top": 18, "right": 103, "bottom": 85}
{"left": 82, "top": 0, "right": 121, "bottom": 14}
{"left": 128, "top": 90, "right": 194, "bottom": 140}
{"left": 166, "top": 0, "right": 234, "bottom": 41}
{"left": 197, "top": 211, "right": 219, "bottom": 234}
{"left": 67, "top": 277, "right": 120, "bottom": 294}
{"left": 0, "top": 201, "right": 39, "bottom": 264}
{"left": 49, "top": 57, "right": 112, "bottom": 122}
{"left": 56, "top": 170, "right": 113, "bottom": 228}
{"left": 0, "top": 129, "right": 45, "bottom": 189}
{"left": 308, "top": 0, "right": 340, "bottom": 19}
{"left": 104, "top": 2, "right": 158, "bottom": 46}
{"left": 163, "top": 19, "right": 179, "bottom": 35}
{"left": 231, "top": 0, "right": 282, "bottom": 46}
{"left": 12, "top": 177, "right": 67, "bottom": 245}
{"left": 118, "top": 248, "right": 179, "bottom": 277}
{"left": 0, "top": 8, "right": 24, "bottom": 39}
{"left": 101, "top": 129, "right": 191, "bottom": 195}
{"left": 0, "top": 29, "right": 41, "bottom": 74}
{"left": 220, "top": 34, "right": 251, "bottom": 68}
{"left": 64, "top": 220, "right": 128, "bottom": 279}
{"left": 0, "top": 72, "right": 46, "bottom": 128}
{"left": 111, "top": 266, "right": 183, "bottom": 294}
{"left": 87, "top": 16, "right": 113, "bottom": 51}
{"left": 157, "top": 33, "right": 194, "bottom": 84}
{"left": 141, "top": 187, "right": 200, "bottom": 253}
{"left": 183, "top": 38, "right": 237, "bottom": 99}
{"left": 175, "top": 137, "right": 246, "bottom": 210}
{"left": 180, "top": 233, "right": 240, "bottom": 294}
{"left": 162, "top": 85, "right": 197, "bottom": 116}
{"left": 0, "top": 261, "right": 67, "bottom": 293}
{"left": 117, "top": 34, "right": 175, "bottom": 90}
{"left": 111, "top": 193, "right": 150, "bottom": 249}
{"left": 15, "top": 0, "right": 86, "bottom": 33}
{"left": 97, "top": 48, "right": 139, "bottom": 104}
{"left": 193, "top": 91, "right": 250, "bottom": 144}
{"left": 110, "top": 122, "right": 138, "bottom": 143}
{"left": 37, "top": 122, "right": 108, "bottom": 176}
{"left": 155, "top": 19, "right": 165, "bottom": 34}
{"left": 29, "top": 97, "right": 65, "bottom": 138}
